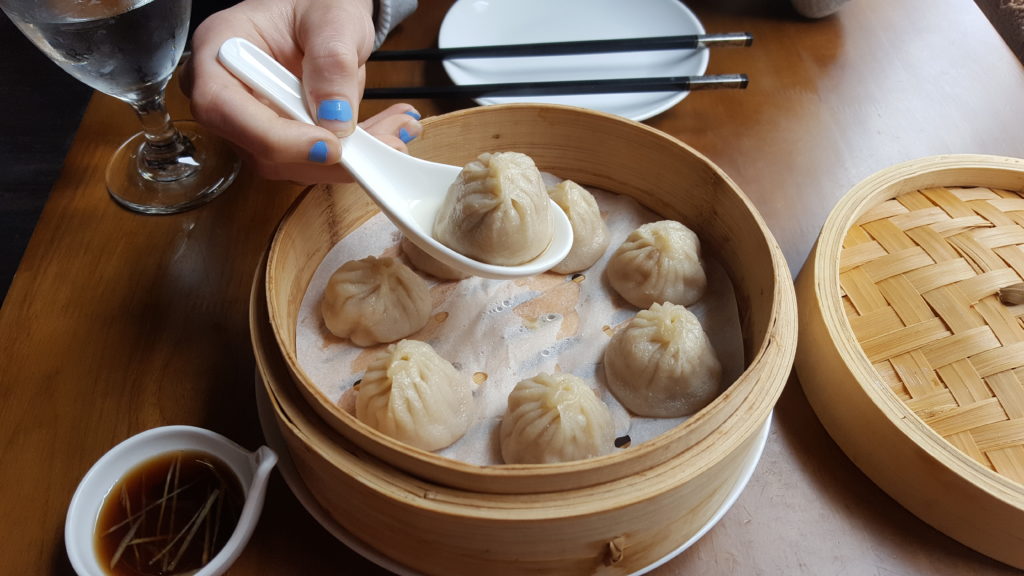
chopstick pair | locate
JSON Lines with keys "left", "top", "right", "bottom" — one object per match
{"left": 362, "top": 74, "right": 748, "bottom": 99}
{"left": 363, "top": 32, "right": 752, "bottom": 98}
{"left": 368, "top": 32, "right": 753, "bottom": 61}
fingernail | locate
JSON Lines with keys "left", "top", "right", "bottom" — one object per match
{"left": 399, "top": 128, "right": 415, "bottom": 144}
{"left": 308, "top": 140, "right": 328, "bottom": 163}
{"left": 404, "top": 110, "right": 421, "bottom": 120}
{"left": 317, "top": 99, "right": 353, "bottom": 122}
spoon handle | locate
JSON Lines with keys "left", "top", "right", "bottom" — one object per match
{"left": 217, "top": 37, "right": 461, "bottom": 263}
{"left": 216, "top": 38, "right": 415, "bottom": 213}
{"left": 218, "top": 37, "right": 314, "bottom": 125}
{"left": 216, "top": 37, "right": 419, "bottom": 201}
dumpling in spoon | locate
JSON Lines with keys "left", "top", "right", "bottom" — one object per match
{"left": 433, "top": 152, "right": 553, "bottom": 266}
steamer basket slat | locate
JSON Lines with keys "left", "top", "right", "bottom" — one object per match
{"left": 263, "top": 104, "right": 796, "bottom": 495}
{"left": 796, "top": 154, "right": 1024, "bottom": 569}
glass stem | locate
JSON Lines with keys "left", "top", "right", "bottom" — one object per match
{"left": 130, "top": 91, "right": 198, "bottom": 182}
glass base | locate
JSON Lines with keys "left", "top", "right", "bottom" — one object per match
{"left": 105, "top": 121, "right": 240, "bottom": 215}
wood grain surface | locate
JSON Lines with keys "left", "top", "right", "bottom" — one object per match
{"left": 2, "top": 0, "right": 1024, "bottom": 574}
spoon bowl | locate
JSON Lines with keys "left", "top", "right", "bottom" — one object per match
{"left": 218, "top": 37, "right": 573, "bottom": 279}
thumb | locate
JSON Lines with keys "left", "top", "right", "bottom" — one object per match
{"left": 296, "top": 0, "right": 376, "bottom": 137}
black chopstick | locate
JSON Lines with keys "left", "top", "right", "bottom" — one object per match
{"left": 368, "top": 33, "right": 753, "bottom": 61}
{"left": 362, "top": 74, "right": 748, "bottom": 99}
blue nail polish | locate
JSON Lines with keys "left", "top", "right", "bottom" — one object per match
{"left": 404, "top": 110, "right": 421, "bottom": 120}
{"left": 317, "top": 99, "right": 353, "bottom": 122}
{"left": 308, "top": 140, "right": 328, "bottom": 163}
{"left": 399, "top": 128, "right": 415, "bottom": 143}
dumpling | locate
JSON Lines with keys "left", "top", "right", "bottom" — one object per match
{"left": 547, "top": 180, "right": 610, "bottom": 274}
{"left": 356, "top": 339, "right": 474, "bottom": 451}
{"left": 603, "top": 302, "right": 722, "bottom": 418}
{"left": 499, "top": 372, "right": 615, "bottom": 464}
{"left": 321, "top": 256, "right": 431, "bottom": 347}
{"left": 401, "top": 236, "right": 471, "bottom": 281}
{"left": 433, "top": 152, "right": 553, "bottom": 266}
{"left": 605, "top": 220, "right": 707, "bottom": 308}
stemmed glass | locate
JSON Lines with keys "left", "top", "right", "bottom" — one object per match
{"left": 1, "top": 0, "right": 238, "bottom": 214}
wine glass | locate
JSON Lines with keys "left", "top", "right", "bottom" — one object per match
{"left": 1, "top": 0, "right": 239, "bottom": 215}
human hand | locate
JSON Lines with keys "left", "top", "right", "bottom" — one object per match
{"left": 183, "top": 0, "right": 423, "bottom": 184}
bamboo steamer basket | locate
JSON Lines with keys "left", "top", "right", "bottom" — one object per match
{"left": 795, "top": 154, "right": 1024, "bottom": 569}
{"left": 251, "top": 252, "right": 772, "bottom": 575}
{"left": 263, "top": 104, "right": 797, "bottom": 496}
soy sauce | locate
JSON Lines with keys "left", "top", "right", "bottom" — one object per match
{"left": 95, "top": 450, "right": 244, "bottom": 576}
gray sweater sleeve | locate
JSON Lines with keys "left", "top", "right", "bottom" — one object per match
{"left": 373, "top": 0, "right": 418, "bottom": 49}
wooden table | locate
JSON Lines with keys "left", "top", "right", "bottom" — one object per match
{"left": 3, "top": 0, "right": 1023, "bottom": 573}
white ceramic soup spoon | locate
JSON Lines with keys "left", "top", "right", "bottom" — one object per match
{"left": 218, "top": 37, "right": 573, "bottom": 279}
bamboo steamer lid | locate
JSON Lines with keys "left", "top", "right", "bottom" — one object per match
{"left": 795, "top": 154, "right": 1024, "bottom": 569}
{"left": 263, "top": 104, "right": 797, "bottom": 495}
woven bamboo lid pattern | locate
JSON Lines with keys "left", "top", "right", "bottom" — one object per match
{"left": 840, "top": 185, "right": 1024, "bottom": 483}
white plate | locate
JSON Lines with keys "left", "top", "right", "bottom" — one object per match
{"left": 437, "top": 0, "right": 709, "bottom": 121}
{"left": 256, "top": 372, "right": 770, "bottom": 576}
